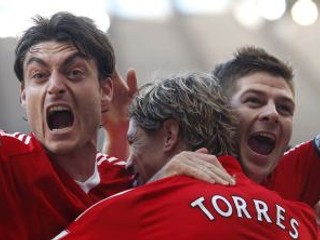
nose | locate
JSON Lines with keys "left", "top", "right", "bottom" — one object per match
{"left": 259, "top": 102, "right": 279, "bottom": 123}
{"left": 47, "top": 72, "right": 67, "bottom": 96}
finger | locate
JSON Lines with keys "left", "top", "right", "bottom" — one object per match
{"left": 183, "top": 152, "right": 235, "bottom": 185}
{"left": 185, "top": 158, "right": 235, "bottom": 185}
{"left": 193, "top": 149, "right": 226, "bottom": 170}
{"left": 195, "top": 147, "right": 209, "bottom": 154}
{"left": 182, "top": 167, "right": 218, "bottom": 185}
{"left": 126, "top": 68, "right": 138, "bottom": 97}
{"left": 194, "top": 148, "right": 225, "bottom": 170}
{"left": 196, "top": 153, "right": 228, "bottom": 174}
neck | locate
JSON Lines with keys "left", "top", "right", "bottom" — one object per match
{"left": 246, "top": 171, "right": 264, "bottom": 184}
{"left": 48, "top": 144, "right": 97, "bottom": 182}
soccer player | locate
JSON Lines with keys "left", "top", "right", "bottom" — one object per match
{"left": 55, "top": 72, "right": 318, "bottom": 240}
{"left": 0, "top": 12, "right": 226, "bottom": 239}
{"left": 103, "top": 46, "right": 320, "bottom": 209}
{"left": 212, "top": 46, "right": 320, "bottom": 208}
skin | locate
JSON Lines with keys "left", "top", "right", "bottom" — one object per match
{"left": 20, "top": 40, "right": 232, "bottom": 186}
{"left": 18, "top": 39, "right": 232, "bottom": 193}
{"left": 103, "top": 71, "right": 236, "bottom": 185}
{"left": 101, "top": 68, "right": 137, "bottom": 160}
{"left": 230, "top": 72, "right": 295, "bottom": 183}
{"left": 118, "top": 70, "right": 319, "bottom": 225}
{"left": 126, "top": 117, "right": 235, "bottom": 187}
{"left": 126, "top": 118, "right": 181, "bottom": 186}
{"left": 20, "top": 41, "right": 112, "bottom": 181}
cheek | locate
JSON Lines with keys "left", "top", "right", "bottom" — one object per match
{"left": 282, "top": 119, "right": 293, "bottom": 142}
{"left": 135, "top": 149, "right": 154, "bottom": 175}
{"left": 236, "top": 107, "right": 260, "bottom": 136}
{"left": 130, "top": 148, "right": 144, "bottom": 167}
{"left": 76, "top": 88, "right": 102, "bottom": 121}
{"left": 235, "top": 112, "right": 249, "bottom": 138}
{"left": 24, "top": 90, "right": 43, "bottom": 117}
{"left": 235, "top": 107, "right": 251, "bottom": 124}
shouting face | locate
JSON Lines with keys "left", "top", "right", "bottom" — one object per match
{"left": 230, "top": 72, "right": 295, "bottom": 182}
{"left": 20, "top": 41, "right": 112, "bottom": 155}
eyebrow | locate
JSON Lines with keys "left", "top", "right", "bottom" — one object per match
{"left": 25, "top": 52, "right": 88, "bottom": 69}
{"left": 243, "top": 89, "right": 295, "bottom": 105}
{"left": 242, "top": 89, "right": 264, "bottom": 96}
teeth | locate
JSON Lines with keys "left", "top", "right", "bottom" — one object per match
{"left": 48, "top": 105, "right": 70, "bottom": 113}
{"left": 256, "top": 132, "right": 275, "bottom": 141}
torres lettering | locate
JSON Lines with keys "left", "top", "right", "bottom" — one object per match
{"left": 190, "top": 195, "right": 299, "bottom": 239}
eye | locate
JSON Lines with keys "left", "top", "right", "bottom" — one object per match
{"left": 127, "top": 134, "right": 134, "bottom": 146}
{"left": 33, "top": 72, "right": 44, "bottom": 79}
{"left": 277, "top": 104, "right": 294, "bottom": 116}
{"left": 247, "top": 97, "right": 260, "bottom": 103}
{"left": 244, "top": 96, "right": 262, "bottom": 107}
{"left": 68, "top": 69, "right": 84, "bottom": 80}
{"left": 31, "top": 71, "right": 49, "bottom": 83}
{"left": 127, "top": 138, "right": 133, "bottom": 146}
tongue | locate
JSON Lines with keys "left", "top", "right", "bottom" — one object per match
{"left": 50, "top": 111, "right": 73, "bottom": 130}
{"left": 248, "top": 136, "right": 274, "bottom": 155}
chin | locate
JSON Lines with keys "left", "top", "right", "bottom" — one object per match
{"left": 245, "top": 165, "right": 269, "bottom": 183}
{"left": 45, "top": 142, "right": 77, "bottom": 155}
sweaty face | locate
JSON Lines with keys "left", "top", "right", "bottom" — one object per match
{"left": 20, "top": 41, "right": 112, "bottom": 155}
{"left": 126, "top": 119, "right": 167, "bottom": 186}
{"left": 230, "top": 72, "right": 295, "bottom": 183}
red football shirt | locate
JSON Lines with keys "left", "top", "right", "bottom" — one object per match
{"left": 263, "top": 138, "right": 320, "bottom": 207}
{"left": 0, "top": 131, "right": 132, "bottom": 239}
{"left": 57, "top": 156, "right": 318, "bottom": 240}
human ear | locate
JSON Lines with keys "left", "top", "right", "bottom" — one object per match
{"left": 20, "top": 84, "right": 26, "bottom": 108}
{"left": 101, "top": 77, "right": 113, "bottom": 113}
{"left": 162, "top": 119, "right": 180, "bottom": 152}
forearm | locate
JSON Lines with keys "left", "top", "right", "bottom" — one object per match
{"left": 102, "top": 122, "right": 129, "bottom": 160}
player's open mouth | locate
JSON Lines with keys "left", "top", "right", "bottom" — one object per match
{"left": 248, "top": 132, "right": 275, "bottom": 155}
{"left": 47, "top": 105, "right": 74, "bottom": 131}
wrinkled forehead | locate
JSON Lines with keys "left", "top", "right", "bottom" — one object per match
{"left": 26, "top": 41, "right": 79, "bottom": 58}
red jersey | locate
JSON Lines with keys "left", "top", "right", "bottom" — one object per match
{"left": 0, "top": 131, "right": 132, "bottom": 240}
{"left": 56, "top": 156, "right": 318, "bottom": 240}
{"left": 263, "top": 138, "right": 320, "bottom": 207}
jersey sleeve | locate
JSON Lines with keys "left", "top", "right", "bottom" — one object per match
{"left": 264, "top": 137, "right": 320, "bottom": 207}
{"left": 0, "top": 133, "right": 33, "bottom": 239}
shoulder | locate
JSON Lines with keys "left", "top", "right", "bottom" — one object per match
{"left": 279, "top": 137, "right": 320, "bottom": 167}
{"left": 95, "top": 152, "right": 132, "bottom": 190}
{"left": 0, "top": 131, "right": 40, "bottom": 157}
{"left": 0, "top": 131, "right": 32, "bottom": 144}
{"left": 283, "top": 139, "right": 314, "bottom": 157}
{"left": 96, "top": 152, "right": 127, "bottom": 167}
{"left": 95, "top": 152, "right": 127, "bottom": 175}
{"left": 283, "top": 132, "right": 320, "bottom": 159}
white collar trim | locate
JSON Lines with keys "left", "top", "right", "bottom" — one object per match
{"left": 74, "top": 163, "right": 100, "bottom": 194}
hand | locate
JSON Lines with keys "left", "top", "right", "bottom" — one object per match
{"left": 101, "top": 67, "right": 137, "bottom": 128}
{"left": 101, "top": 68, "right": 138, "bottom": 159}
{"left": 149, "top": 148, "right": 236, "bottom": 185}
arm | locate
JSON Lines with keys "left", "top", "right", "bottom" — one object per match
{"left": 149, "top": 148, "right": 236, "bottom": 185}
{"left": 101, "top": 68, "right": 138, "bottom": 160}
